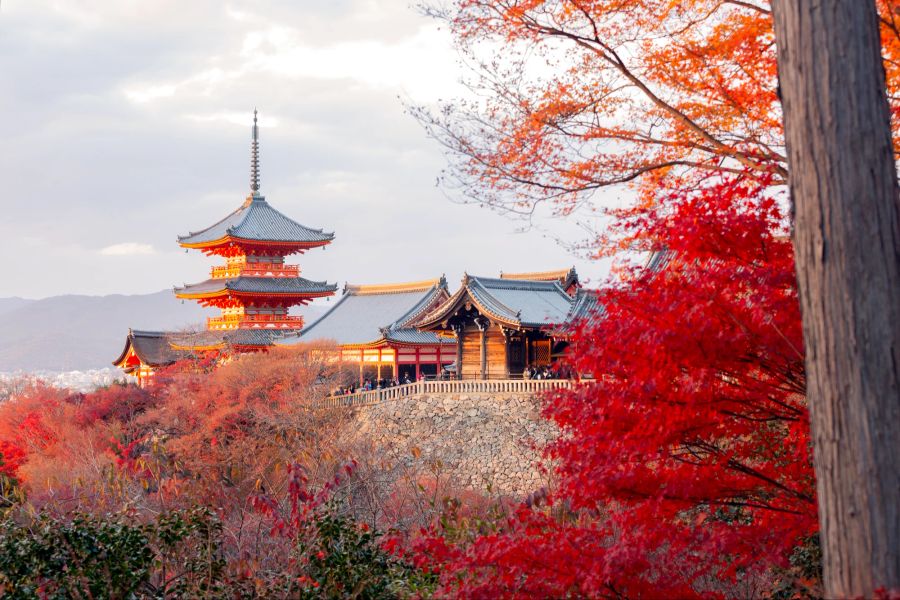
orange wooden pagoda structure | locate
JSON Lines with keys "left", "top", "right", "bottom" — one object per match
{"left": 114, "top": 111, "right": 336, "bottom": 381}
{"left": 173, "top": 110, "right": 336, "bottom": 349}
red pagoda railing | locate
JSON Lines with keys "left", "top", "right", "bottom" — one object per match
{"left": 211, "top": 263, "right": 300, "bottom": 279}
{"left": 208, "top": 314, "right": 305, "bottom": 330}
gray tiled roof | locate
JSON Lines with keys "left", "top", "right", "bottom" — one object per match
{"left": 225, "top": 329, "right": 281, "bottom": 346}
{"left": 112, "top": 330, "right": 186, "bottom": 367}
{"left": 178, "top": 196, "right": 334, "bottom": 245}
{"left": 175, "top": 276, "right": 337, "bottom": 296}
{"left": 383, "top": 328, "right": 455, "bottom": 345}
{"left": 168, "top": 329, "right": 227, "bottom": 349}
{"left": 466, "top": 276, "right": 574, "bottom": 327}
{"left": 279, "top": 280, "right": 449, "bottom": 347}
{"left": 166, "top": 328, "right": 281, "bottom": 349}
{"left": 645, "top": 249, "right": 675, "bottom": 274}
{"left": 114, "top": 326, "right": 284, "bottom": 370}
{"left": 418, "top": 274, "right": 600, "bottom": 332}
{"left": 563, "top": 289, "right": 605, "bottom": 329}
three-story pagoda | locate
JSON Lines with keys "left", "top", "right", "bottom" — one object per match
{"left": 174, "top": 111, "right": 337, "bottom": 343}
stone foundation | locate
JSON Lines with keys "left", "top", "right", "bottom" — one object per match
{"left": 343, "top": 391, "right": 557, "bottom": 496}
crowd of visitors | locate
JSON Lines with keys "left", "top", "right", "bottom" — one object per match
{"left": 523, "top": 365, "right": 570, "bottom": 380}
{"left": 329, "top": 374, "right": 417, "bottom": 397}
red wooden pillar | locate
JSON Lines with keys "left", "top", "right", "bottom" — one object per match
{"left": 377, "top": 348, "right": 382, "bottom": 380}
{"left": 436, "top": 344, "right": 442, "bottom": 379}
{"left": 392, "top": 345, "right": 399, "bottom": 382}
{"left": 525, "top": 336, "right": 531, "bottom": 372}
{"left": 415, "top": 347, "right": 421, "bottom": 381}
{"left": 358, "top": 349, "right": 364, "bottom": 385}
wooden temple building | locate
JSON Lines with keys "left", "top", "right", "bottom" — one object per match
{"left": 415, "top": 273, "right": 600, "bottom": 380}
{"left": 113, "top": 111, "right": 337, "bottom": 382}
{"left": 277, "top": 278, "right": 456, "bottom": 382}
{"left": 277, "top": 269, "right": 600, "bottom": 382}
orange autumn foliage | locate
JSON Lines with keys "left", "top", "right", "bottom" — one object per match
{"left": 419, "top": 0, "right": 900, "bottom": 210}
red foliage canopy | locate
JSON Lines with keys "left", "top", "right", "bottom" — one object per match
{"left": 406, "top": 176, "right": 816, "bottom": 597}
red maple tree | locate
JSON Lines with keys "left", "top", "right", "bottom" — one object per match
{"left": 403, "top": 175, "right": 816, "bottom": 597}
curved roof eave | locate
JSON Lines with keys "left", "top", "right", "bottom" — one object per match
{"left": 112, "top": 330, "right": 135, "bottom": 366}
{"left": 417, "top": 284, "right": 523, "bottom": 330}
{"left": 177, "top": 197, "right": 335, "bottom": 247}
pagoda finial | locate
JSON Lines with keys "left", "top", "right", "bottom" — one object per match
{"left": 250, "top": 108, "right": 261, "bottom": 196}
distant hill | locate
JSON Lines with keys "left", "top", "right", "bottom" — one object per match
{"left": 0, "top": 291, "right": 326, "bottom": 371}
{"left": 0, "top": 297, "right": 36, "bottom": 316}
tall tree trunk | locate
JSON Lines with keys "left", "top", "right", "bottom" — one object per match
{"left": 772, "top": 2, "right": 900, "bottom": 596}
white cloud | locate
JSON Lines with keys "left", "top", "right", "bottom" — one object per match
{"left": 121, "top": 21, "right": 465, "bottom": 108}
{"left": 99, "top": 243, "right": 157, "bottom": 256}
{"left": 2, "top": 1, "right": 614, "bottom": 298}
{"left": 124, "top": 83, "right": 177, "bottom": 104}
{"left": 241, "top": 24, "right": 464, "bottom": 102}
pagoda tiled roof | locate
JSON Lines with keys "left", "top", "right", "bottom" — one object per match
{"left": 174, "top": 276, "right": 337, "bottom": 297}
{"left": 178, "top": 196, "right": 334, "bottom": 247}
{"left": 278, "top": 278, "right": 452, "bottom": 348}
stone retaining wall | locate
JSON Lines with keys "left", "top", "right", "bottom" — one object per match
{"left": 342, "top": 391, "right": 557, "bottom": 497}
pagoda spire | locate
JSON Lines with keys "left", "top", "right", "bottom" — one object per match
{"left": 250, "top": 109, "right": 260, "bottom": 197}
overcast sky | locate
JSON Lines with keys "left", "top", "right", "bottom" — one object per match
{"left": 0, "top": 1, "right": 620, "bottom": 301}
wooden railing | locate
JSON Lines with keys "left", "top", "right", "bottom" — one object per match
{"left": 317, "top": 378, "right": 573, "bottom": 408}
{"left": 208, "top": 314, "right": 304, "bottom": 330}
{"left": 211, "top": 264, "right": 300, "bottom": 279}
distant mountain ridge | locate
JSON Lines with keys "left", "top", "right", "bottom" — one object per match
{"left": 0, "top": 291, "right": 326, "bottom": 371}
{"left": 0, "top": 297, "right": 36, "bottom": 316}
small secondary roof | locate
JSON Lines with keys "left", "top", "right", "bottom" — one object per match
{"left": 112, "top": 330, "right": 186, "bottom": 369}
{"left": 113, "top": 328, "right": 284, "bottom": 371}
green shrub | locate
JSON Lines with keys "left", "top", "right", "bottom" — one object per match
{"left": 0, "top": 503, "right": 433, "bottom": 599}
{"left": 0, "top": 507, "right": 224, "bottom": 599}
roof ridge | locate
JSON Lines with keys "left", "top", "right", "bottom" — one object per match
{"left": 129, "top": 329, "right": 169, "bottom": 338}
{"left": 471, "top": 275, "right": 562, "bottom": 290}
{"left": 345, "top": 278, "right": 443, "bottom": 296}
{"left": 500, "top": 267, "right": 573, "bottom": 280}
